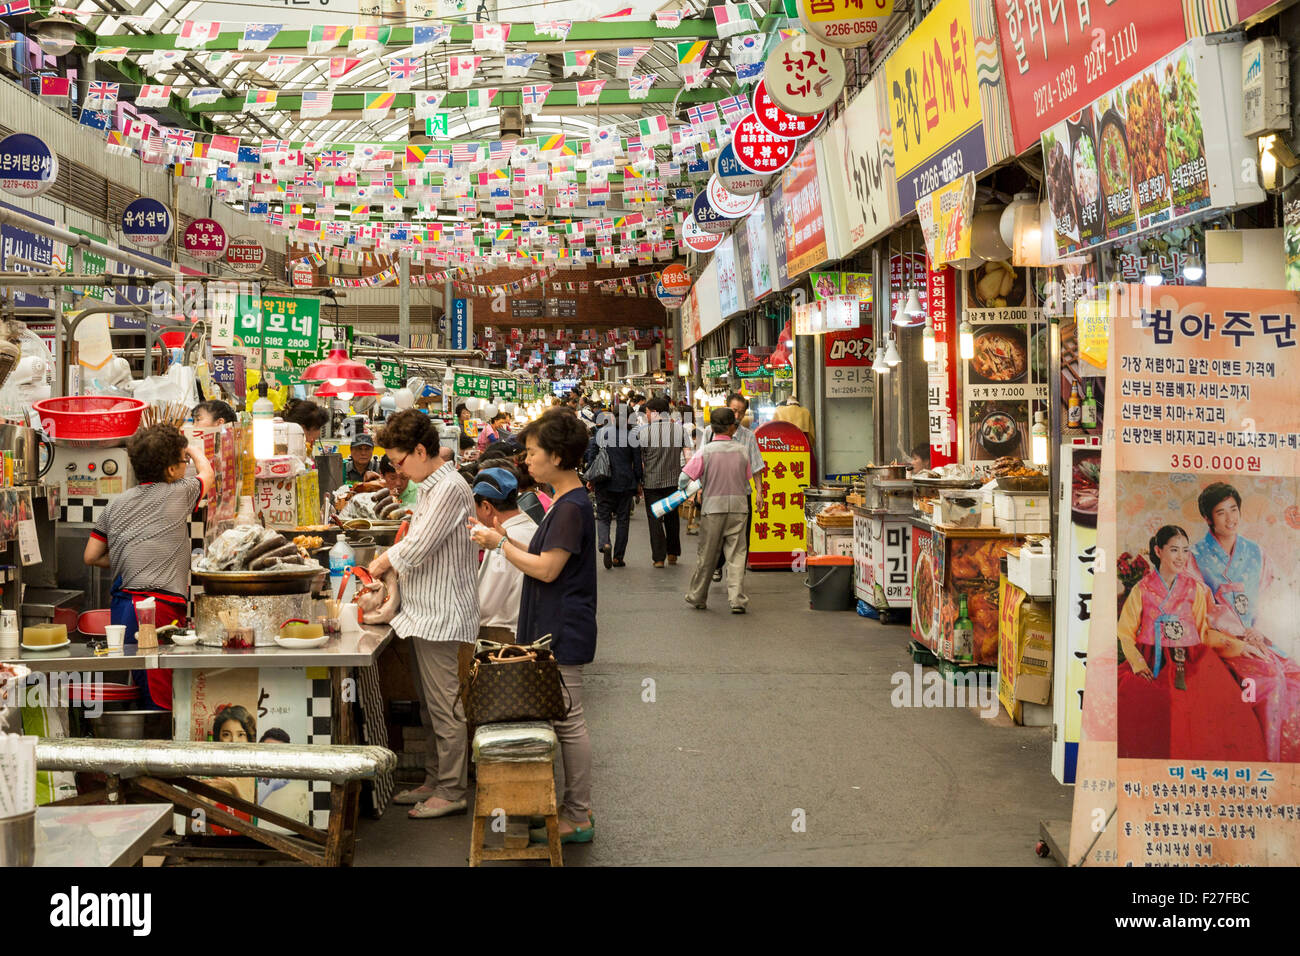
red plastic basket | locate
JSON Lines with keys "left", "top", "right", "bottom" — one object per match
{"left": 34, "top": 397, "right": 147, "bottom": 443}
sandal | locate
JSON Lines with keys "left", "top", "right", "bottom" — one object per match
{"left": 408, "top": 797, "right": 468, "bottom": 819}
{"left": 392, "top": 785, "right": 437, "bottom": 805}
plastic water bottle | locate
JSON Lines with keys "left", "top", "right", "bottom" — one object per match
{"left": 651, "top": 480, "right": 701, "bottom": 519}
{"left": 329, "top": 538, "right": 356, "bottom": 601}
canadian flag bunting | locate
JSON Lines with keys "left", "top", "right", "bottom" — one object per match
{"left": 448, "top": 55, "right": 481, "bottom": 90}
{"left": 176, "top": 20, "right": 220, "bottom": 49}
{"left": 135, "top": 84, "right": 171, "bottom": 108}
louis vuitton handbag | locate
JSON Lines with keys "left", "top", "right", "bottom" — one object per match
{"left": 460, "top": 635, "right": 571, "bottom": 725}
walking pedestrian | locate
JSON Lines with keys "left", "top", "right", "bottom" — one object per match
{"left": 468, "top": 408, "right": 598, "bottom": 843}
{"left": 367, "top": 410, "right": 478, "bottom": 819}
{"left": 586, "top": 412, "right": 642, "bottom": 569}
{"left": 635, "top": 396, "right": 693, "bottom": 567}
{"left": 699, "top": 393, "right": 766, "bottom": 581}
{"left": 682, "top": 407, "right": 754, "bottom": 613}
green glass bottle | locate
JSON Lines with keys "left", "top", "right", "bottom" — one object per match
{"left": 954, "top": 594, "right": 974, "bottom": 663}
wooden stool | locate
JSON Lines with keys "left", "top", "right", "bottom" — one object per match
{"left": 469, "top": 723, "right": 561, "bottom": 867}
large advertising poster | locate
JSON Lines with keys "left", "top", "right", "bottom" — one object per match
{"left": 749, "top": 421, "right": 812, "bottom": 570}
{"left": 833, "top": 70, "right": 899, "bottom": 253}
{"left": 781, "top": 143, "right": 829, "bottom": 277}
{"left": 1079, "top": 284, "right": 1300, "bottom": 865}
{"left": 994, "top": 0, "right": 1189, "bottom": 154}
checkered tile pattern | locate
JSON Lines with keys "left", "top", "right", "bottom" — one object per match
{"left": 59, "top": 496, "right": 110, "bottom": 525}
{"left": 307, "top": 675, "right": 333, "bottom": 828}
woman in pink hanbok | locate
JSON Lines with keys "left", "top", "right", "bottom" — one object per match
{"left": 1188, "top": 482, "right": 1300, "bottom": 763}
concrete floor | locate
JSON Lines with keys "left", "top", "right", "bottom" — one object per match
{"left": 355, "top": 516, "right": 1073, "bottom": 866}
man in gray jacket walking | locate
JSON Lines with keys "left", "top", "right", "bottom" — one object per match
{"left": 680, "top": 407, "right": 754, "bottom": 613}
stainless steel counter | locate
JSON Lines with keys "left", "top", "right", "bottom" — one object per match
{"left": 35, "top": 803, "right": 171, "bottom": 867}
{"left": 1, "top": 625, "right": 395, "bottom": 673}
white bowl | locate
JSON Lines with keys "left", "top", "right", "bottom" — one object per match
{"left": 169, "top": 632, "right": 200, "bottom": 646}
{"left": 274, "top": 635, "right": 329, "bottom": 649}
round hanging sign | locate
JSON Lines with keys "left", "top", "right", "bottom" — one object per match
{"left": 731, "top": 112, "right": 798, "bottom": 176}
{"left": 656, "top": 281, "right": 686, "bottom": 307}
{"left": 752, "top": 79, "right": 825, "bottom": 140}
{"left": 225, "top": 235, "right": 265, "bottom": 274}
{"left": 0, "top": 133, "right": 58, "bottom": 198}
{"left": 292, "top": 262, "right": 315, "bottom": 288}
{"left": 716, "top": 143, "right": 769, "bottom": 196}
{"left": 182, "top": 218, "right": 228, "bottom": 262}
{"left": 681, "top": 215, "right": 724, "bottom": 254}
{"left": 660, "top": 263, "right": 692, "bottom": 296}
{"left": 691, "top": 192, "right": 734, "bottom": 235}
{"left": 765, "top": 34, "right": 846, "bottom": 115}
{"left": 796, "top": 0, "right": 892, "bottom": 49}
{"left": 707, "top": 173, "right": 762, "bottom": 218}
{"left": 120, "top": 197, "right": 174, "bottom": 249}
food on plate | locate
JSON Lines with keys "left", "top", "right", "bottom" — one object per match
{"left": 1160, "top": 54, "right": 1208, "bottom": 203}
{"left": 1100, "top": 119, "right": 1131, "bottom": 201}
{"left": 1072, "top": 130, "right": 1100, "bottom": 213}
{"left": 1072, "top": 454, "right": 1101, "bottom": 515}
{"left": 293, "top": 535, "right": 324, "bottom": 551}
{"left": 294, "top": 524, "right": 333, "bottom": 533}
{"left": 980, "top": 412, "right": 1018, "bottom": 447}
{"left": 991, "top": 455, "right": 1022, "bottom": 477}
{"left": 1044, "top": 134, "right": 1077, "bottom": 232}
{"left": 1124, "top": 71, "right": 1168, "bottom": 198}
{"left": 814, "top": 274, "right": 839, "bottom": 299}
{"left": 971, "top": 260, "right": 1021, "bottom": 308}
{"left": 819, "top": 503, "right": 852, "bottom": 517}
{"left": 913, "top": 555, "right": 934, "bottom": 637}
{"left": 971, "top": 330, "right": 1027, "bottom": 381}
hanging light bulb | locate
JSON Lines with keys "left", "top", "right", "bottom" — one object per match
{"left": 922, "top": 319, "right": 936, "bottom": 364}
{"left": 884, "top": 335, "right": 902, "bottom": 367}
{"left": 904, "top": 287, "right": 925, "bottom": 317}
{"left": 1031, "top": 410, "right": 1049, "bottom": 466}
{"left": 1143, "top": 257, "right": 1164, "bottom": 286}
{"left": 893, "top": 291, "right": 910, "bottom": 327}
{"left": 1183, "top": 247, "right": 1204, "bottom": 282}
{"left": 959, "top": 320, "right": 975, "bottom": 360}
{"left": 872, "top": 345, "right": 889, "bottom": 374}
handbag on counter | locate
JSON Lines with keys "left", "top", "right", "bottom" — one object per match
{"left": 459, "top": 635, "right": 570, "bottom": 725}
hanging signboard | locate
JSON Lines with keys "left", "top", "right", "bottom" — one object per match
{"left": 1, "top": 201, "right": 56, "bottom": 311}
{"left": 0, "top": 133, "right": 58, "bottom": 198}
{"left": 291, "top": 262, "right": 314, "bottom": 288}
{"left": 994, "top": 0, "right": 1189, "bottom": 154}
{"left": 795, "top": 0, "right": 892, "bottom": 49}
{"left": 749, "top": 421, "right": 812, "bottom": 569}
{"left": 660, "top": 263, "right": 692, "bottom": 296}
{"left": 961, "top": 294, "right": 1048, "bottom": 466}
{"left": 827, "top": 72, "right": 898, "bottom": 254}
{"left": 716, "top": 143, "right": 768, "bottom": 197}
{"left": 885, "top": 0, "right": 1013, "bottom": 216}
{"left": 120, "top": 197, "right": 173, "bottom": 249}
{"left": 451, "top": 297, "right": 469, "bottom": 350}
{"left": 752, "top": 80, "right": 825, "bottom": 140}
{"left": 926, "top": 264, "right": 958, "bottom": 467}
{"left": 225, "top": 235, "right": 264, "bottom": 274}
{"left": 781, "top": 142, "right": 829, "bottom": 277}
{"left": 765, "top": 34, "right": 846, "bottom": 114}
{"left": 454, "top": 371, "right": 493, "bottom": 399}
{"left": 1041, "top": 38, "right": 1258, "bottom": 258}
{"left": 706, "top": 174, "right": 761, "bottom": 218}
{"left": 691, "top": 192, "right": 735, "bottom": 235}
{"left": 182, "top": 218, "right": 227, "bottom": 262}
{"left": 681, "top": 213, "right": 725, "bottom": 252}
{"left": 233, "top": 294, "right": 321, "bottom": 353}
{"left": 916, "top": 172, "right": 975, "bottom": 266}
{"left": 703, "top": 355, "right": 731, "bottom": 379}
{"left": 732, "top": 113, "right": 798, "bottom": 177}
{"left": 716, "top": 235, "right": 745, "bottom": 318}
{"left": 744, "top": 202, "right": 775, "bottom": 300}
{"left": 1079, "top": 283, "right": 1300, "bottom": 865}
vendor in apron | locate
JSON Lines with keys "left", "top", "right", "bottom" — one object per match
{"left": 84, "top": 424, "right": 213, "bottom": 711}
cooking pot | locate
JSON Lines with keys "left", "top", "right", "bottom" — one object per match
{"left": 0, "top": 424, "right": 53, "bottom": 485}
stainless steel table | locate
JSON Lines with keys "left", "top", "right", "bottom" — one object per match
{"left": 1, "top": 626, "right": 394, "bottom": 672}
{"left": 35, "top": 803, "right": 171, "bottom": 867}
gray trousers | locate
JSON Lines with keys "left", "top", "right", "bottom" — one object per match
{"left": 407, "top": 637, "right": 470, "bottom": 802}
{"left": 554, "top": 663, "right": 593, "bottom": 823}
{"left": 686, "top": 511, "right": 749, "bottom": 609}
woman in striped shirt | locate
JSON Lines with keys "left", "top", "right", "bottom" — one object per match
{"left": 367, "top": 410, "right": 479, "bottom": 819}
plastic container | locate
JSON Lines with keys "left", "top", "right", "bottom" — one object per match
{"left": 804, "top": 556, "right": 855, "bottom": 611}
{"left": 33, "top": 396, "right": 146, "bottom": 443}
{"left": 0, "top": 610, "right": 17, "bottom": 651}
{"left": 329, "top": 538, "right": 357, "bottom": 600}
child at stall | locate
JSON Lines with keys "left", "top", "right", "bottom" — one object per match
{"left": 84, "top": 424, "right": 213, "bottom": 712}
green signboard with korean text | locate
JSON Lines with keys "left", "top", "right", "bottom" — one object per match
{"left": 367, "top": 357, "right": 406, "bottom": 389}
{"left": 454, "top": 371, "right": 493, "bottom": 399}
{"left": 491, "top": 378, "right": 519, "bottom": 401}
{"left": 704, "top": 356, "right": 731, "bottom": 379}
{"left": 234, "top": 293, "right": 321, "bottom": 352}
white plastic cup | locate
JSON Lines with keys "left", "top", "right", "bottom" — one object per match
{"left": 104, "top": 625, "right": 126, "bottom": 649}
{"left": 340, "top": 604, "right": 361, "bottom": 634}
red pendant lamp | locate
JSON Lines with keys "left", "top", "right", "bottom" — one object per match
{"left": 301, "top": 348, "right": 375, "bottom": 386}
{"left": 313, "top": 379, "right": 381, "bottom": 399}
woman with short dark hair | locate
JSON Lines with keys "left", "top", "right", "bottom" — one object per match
{"left": 193, "top": 399, "right": 237, "bottom": 428}
{"left": 281, "top": 398, "right": 329, "bottom": 448}
{"left": 467, "top": 408, "right": 596, "bottom": 843}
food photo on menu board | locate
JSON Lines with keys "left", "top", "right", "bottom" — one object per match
{"left": 1044, "top": 47, "right": 1212, "bottom": 254}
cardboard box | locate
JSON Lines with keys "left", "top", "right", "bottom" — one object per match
{"left": 1015, "top": 615, "right": 1054, "bottom": 706}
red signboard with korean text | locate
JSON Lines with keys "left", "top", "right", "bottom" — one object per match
{"left": 752, "top": 79, "right": 825, "bottom": 140}
{"left": 994, "top": 1, "right": 1189, "bottom": 153}
{"left": 926, "top": 263, "right": 958, "bottom": 466}
{"left": 749, "top": 420, "right": 813, "bottom": 569}
{"left": 732, "top": 112, "right": 798, "bottom": 176}
{"left": 781, "top": 143, "right": 829, "bottom": 277}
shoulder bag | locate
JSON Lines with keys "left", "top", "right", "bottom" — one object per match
{"left": 459, "top": 635, "right": 571, "bottom": 725}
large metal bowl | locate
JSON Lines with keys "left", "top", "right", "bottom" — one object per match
{"left": 191, "top": 566, "right": 322, "bottom": 596}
